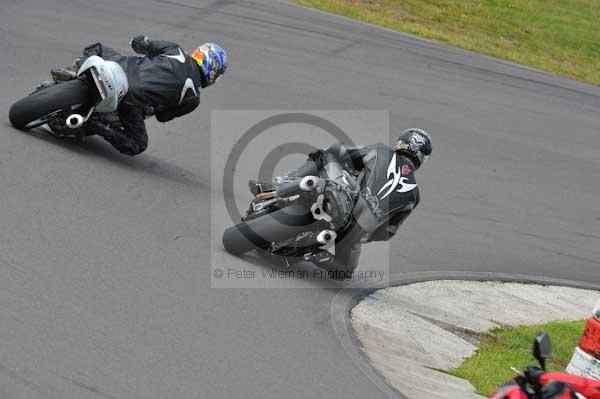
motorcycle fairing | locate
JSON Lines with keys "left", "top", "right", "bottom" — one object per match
{"left": 77, "top": 55, "right": 128, "bottom": 113}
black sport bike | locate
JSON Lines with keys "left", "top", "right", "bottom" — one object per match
{"left": 222, "top": 153, "right": 359, "bottom": 272}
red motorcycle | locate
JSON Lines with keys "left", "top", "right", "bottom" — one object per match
{"left": 491, "top": 332, "right": 600, "bottom": 399}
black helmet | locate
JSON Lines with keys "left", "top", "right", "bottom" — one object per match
{"left": 394, "top": 128, "right": 432, "bottom": 169}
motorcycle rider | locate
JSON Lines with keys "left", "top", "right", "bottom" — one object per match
{"left": 50, "top": 36, "right": 228, "bottom": 155}
{"left": 249, "top": 128, "right": 432, "bottom": 276}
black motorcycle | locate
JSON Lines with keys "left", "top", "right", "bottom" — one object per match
{"left": 9, "top": 55, "right": 128, "bottom": 137}
{"left": 222, "top": 153, "right": 358, "bottom": 272}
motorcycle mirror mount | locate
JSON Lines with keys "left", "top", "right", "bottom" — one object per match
{"left": 533, "top": 332, "right": 552, "bottom": 370}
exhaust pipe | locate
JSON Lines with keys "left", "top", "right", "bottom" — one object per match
{"left": 277, "top": 176, "right": 324, "bottom": 197}
{"left": 66, "top": 114, "right": 84, "bottom": 129}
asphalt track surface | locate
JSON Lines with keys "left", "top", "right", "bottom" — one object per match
{"left": 1, "top": 0, "right": 600, "bottom": 398}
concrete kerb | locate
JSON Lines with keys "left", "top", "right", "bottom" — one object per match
{"left": 330, "top": 271, "right": 600, "bottom": 399}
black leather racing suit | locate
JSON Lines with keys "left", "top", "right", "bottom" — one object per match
{"left": 287, "top": 143, "right": 420, "bottom": 273}
{"left": 80, "top": 38, "right": 205, "bottom": 155}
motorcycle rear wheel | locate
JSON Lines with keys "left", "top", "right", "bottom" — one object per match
{"left": 9, "top": 79, "right": 92, "bottom": 129}
{"left": 223, "top": 203, "right": 318, "bottom": 256}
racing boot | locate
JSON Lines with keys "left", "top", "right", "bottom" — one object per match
{"left": 82, "top": 117, "right": 145, "bottom": 156}
{"left": 50, "top": 60, "right": 80, "bottom": 82}
{"left": 48, "top": 116, "right": 83, "bottom": 139}
{"left": 82, "top": 117, "right": 117, "bottom": 140}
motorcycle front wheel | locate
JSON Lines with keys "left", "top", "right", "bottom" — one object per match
{"left": 9, "top": 79, "right": 92, "bottom": 129}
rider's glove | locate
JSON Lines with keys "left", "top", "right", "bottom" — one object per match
{"left": 130, "top": 35, "right": 151, "bottom": 54}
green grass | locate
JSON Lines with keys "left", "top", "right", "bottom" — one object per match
{"left": 448, "top": 320, "right": 586, "bottom": 396}
{"left": 293, "top": 0, "right": 600, "bottom": 86}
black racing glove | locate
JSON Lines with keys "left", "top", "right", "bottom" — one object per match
{"left": 130, "top": 35, "right": 151, "bottom": 55}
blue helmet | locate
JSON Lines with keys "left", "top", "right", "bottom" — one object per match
{"left": 191, "top": 43, "right": 228, "bottom": 87}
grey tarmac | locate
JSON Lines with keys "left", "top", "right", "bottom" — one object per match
{"left": 1, "top": 1, "right": 600, "bottom": 399}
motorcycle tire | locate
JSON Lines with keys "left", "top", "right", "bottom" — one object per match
{"left": 9, "top": 79, "right": 92, "bottom": 129}
{"left": 223, "top": 203, "right": 318, "bottom": 256}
